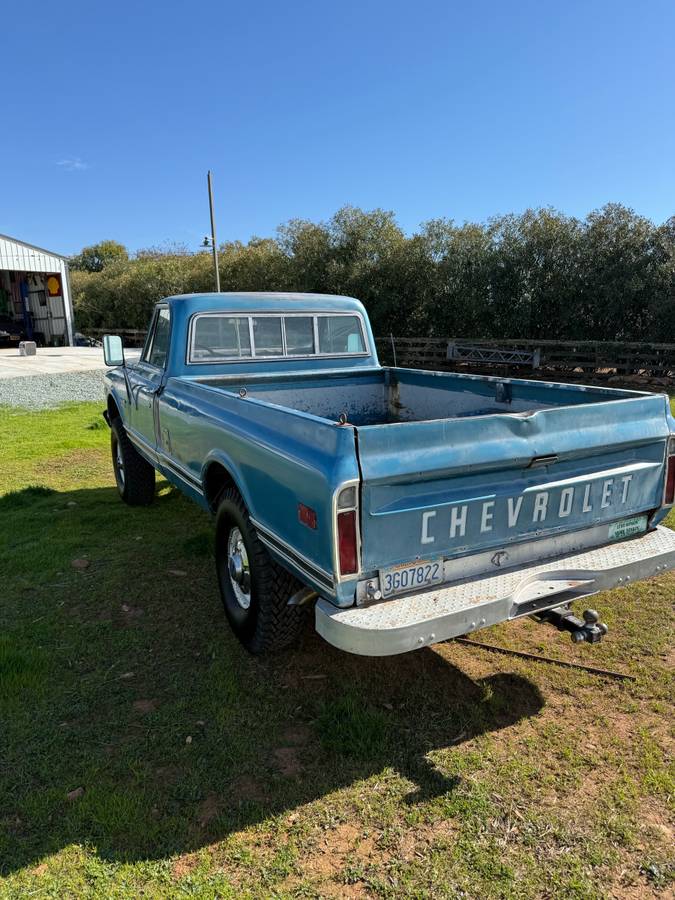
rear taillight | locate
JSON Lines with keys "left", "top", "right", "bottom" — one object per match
{"left": 337, "top": 510, "right": 358, "bottom": 575}
{"left": 665, "top": 437, "right": 675, "bottom": 506}
{"left": 336, "top": 485, "right": 359, "bottom": 576}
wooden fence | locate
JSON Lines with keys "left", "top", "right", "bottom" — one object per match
{"left": 85, "top": 327, "right": 674, "bottom": 379}
{"left": 85, "top": 328, "right": 147, "bottom": 347}
{"left": 376, "top": 337, "right": 675, "bottom": 380}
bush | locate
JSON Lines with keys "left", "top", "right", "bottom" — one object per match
{"left": 71, "top": 204, "right": 675, "bottom": 342}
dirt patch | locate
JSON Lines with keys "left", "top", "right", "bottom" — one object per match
{"left": 230, "top": 775, "right": 268, "bottom": 804}
{"left": 197, "top": 793, "right": 221, "bottom": 827}
{"left": 313, "top": 884, "right": 369, "bottom": 899}
{"left": 273, "top": 746, "right": 302, "bottom": 777}
{"left": 132, "top": 698, "right": 158, "bottom": 714}
{"left": 41, "top": 448, "right": 105, "bottom": 473}
{"left": 154, "top": 764, "right": 182, "bottom": 784}
{"left": 304, "top": 823, "right": 361, "bottom": 878}
{"left": 280, "top": 724, "right": 312, "bottom": 745}
{"left": 603, "top": 873, "right": 665, "bottom": 900}
{"left": 660, "top": 645, "right": 675, "bottom": 671}
{"left": 271, "top": 721, "right": 313, "bottom": 777}
{"left": 397, "top": 820, "right": 458, "bottom": 861}
{"left": 636, "top": 800, "right": 674, "bottom": 847}
{"left": 171, "top": 853, "right": 200, "bottom": 879}
{"left": 302, "top": 822, "right": 391, "bottom": 879}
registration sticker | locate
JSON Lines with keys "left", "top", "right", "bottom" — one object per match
{"left": 379, "top": 558, "right": 444, "bottom": 598}
{"left": 608, "top": 516, "right": 648, "bottom": 541}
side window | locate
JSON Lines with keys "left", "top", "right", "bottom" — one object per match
{"left": 318, "top": 315, "right": 365, "bottom": 354}
{"left": 147, "top": 308, "right": 171, "bottom": 368}
{"left": 141, "top": 314, "right": 157, "bottom": 362}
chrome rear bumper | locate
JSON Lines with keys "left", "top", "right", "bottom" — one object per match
{"left": 315, "top": 526, "right": 675, "bottom": 657}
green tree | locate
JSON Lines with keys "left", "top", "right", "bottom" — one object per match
{"left": 70, "top": 204, "right": 675, "bottom": 346}
{"left": 70, "top": 240, "right": 129, "bottom": 272}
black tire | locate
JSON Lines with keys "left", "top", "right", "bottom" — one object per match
{"left": 215, "top": 488, "right": 307, "bottom": 654}
{"left": 110, "top": 418, "right": 155, "bottom": 506}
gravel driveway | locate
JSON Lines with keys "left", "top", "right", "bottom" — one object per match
{"left": 0, "top": 370, "right": 107, "bottom": 410}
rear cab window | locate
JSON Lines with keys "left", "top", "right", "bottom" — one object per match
{"left": 252, "top": 317, "right": 283, "bottom": 357}
{"left": 285, "top": 316, "right": 315, "bottom": 356}
{"left": 188, "top": 312, "right": 367, "bottom": 363}
{"left": 192, "top": 316, "right": 251, "bottom": 360}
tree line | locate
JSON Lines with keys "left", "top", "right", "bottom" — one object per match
{"left": 71, "top": 204, "right": 675, "bottom": 343}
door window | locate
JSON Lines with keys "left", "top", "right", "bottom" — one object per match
{"left": 143, "top": 308, "right": 171, "bottom": 369}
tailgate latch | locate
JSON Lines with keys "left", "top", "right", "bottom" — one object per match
{"left": 528, "top": 454, "right": 559, "bottom": 468}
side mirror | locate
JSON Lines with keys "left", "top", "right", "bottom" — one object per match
{"left": 103, "top": 334, "right": 125, "bottom": 367}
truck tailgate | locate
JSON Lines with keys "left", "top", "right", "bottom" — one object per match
{"left": 355, "top": 394, "right": 671, "bottom": 573}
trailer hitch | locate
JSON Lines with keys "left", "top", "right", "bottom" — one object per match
{"left": 535, "top": 606, "right": 608, "bottom": 644}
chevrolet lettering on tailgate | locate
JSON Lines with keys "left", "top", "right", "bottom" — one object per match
{"left": 420, "top": 472, "right": 637, "bottom": 547}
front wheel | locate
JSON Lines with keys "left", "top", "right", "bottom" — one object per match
{"left": 215, "top": 488, "right": 307, "bottom": 654}
{"left": 110, "top": 418, "right": 155, "bottom": 506}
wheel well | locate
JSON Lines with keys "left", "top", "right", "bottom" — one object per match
{"left": 203, "top": 462, "right": 237, "bottom": 513}
{"left": 107, "top": 394, "right": 121, "bottom": 422}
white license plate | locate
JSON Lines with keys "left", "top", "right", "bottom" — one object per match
{"left": 379, "top": 558, "right": 443, "bottom": 598}
{"left": 608, "top": 515, "right": 648, "bottom": 541}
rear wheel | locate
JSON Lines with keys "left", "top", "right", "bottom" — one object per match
{"left": 110, "top": 418, "right": 155, "bottom": 506}
{"left": 215, "top": 488, "right": 307, "bottom": 654}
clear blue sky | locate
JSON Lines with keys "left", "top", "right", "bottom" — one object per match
{"left": 1, "top": 0, "right": 674, "bottom": 256}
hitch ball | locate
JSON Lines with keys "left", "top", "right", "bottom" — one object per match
{"left": 536, "top": 605, "right": 609, "bottom": 643}
{"left": 570, "top": 609, "right": 609, "bottom": 643}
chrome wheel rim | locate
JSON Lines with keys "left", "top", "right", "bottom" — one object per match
{"left": 115, "top": 441, "right": 125, "bottom": 488}
{"left": 227, "top": 527, "right": 251, "bottom": 609}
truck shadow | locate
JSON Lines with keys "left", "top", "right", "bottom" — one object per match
{"left": 0, "top": 484, "right": 545, "bottom": 873}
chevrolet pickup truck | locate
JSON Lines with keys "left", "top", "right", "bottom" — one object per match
{"left": 102, "top": 293, "right": 675, "bottom": 655}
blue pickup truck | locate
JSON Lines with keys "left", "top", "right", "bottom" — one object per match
{"left": 103, "top": 293, "right": 675, "bottom": 655}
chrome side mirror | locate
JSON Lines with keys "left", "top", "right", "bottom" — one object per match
{"left": 103, "top": 334, "right": 125, "bottom": 367}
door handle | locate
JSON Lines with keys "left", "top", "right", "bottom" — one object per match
{"left": 138, "top": 387, "right": 157, "bottom": 407}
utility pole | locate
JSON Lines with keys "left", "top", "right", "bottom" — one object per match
{"left": 207, "top": 170, "right": 221, "bottom": 292}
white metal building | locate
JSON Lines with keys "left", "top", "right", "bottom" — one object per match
{"left": 0, "top": 233, "right": 74, "bottom": 346}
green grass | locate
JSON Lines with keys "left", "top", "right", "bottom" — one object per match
{"left": 0, "top": 402, "right": 674, "bottom": 898}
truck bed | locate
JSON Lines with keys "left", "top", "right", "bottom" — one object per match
{"left": 195, "top": 365, "right": 671, "bottom": 580}
{"left": 202, "top": 367, "right": 645, "bottom": 426}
